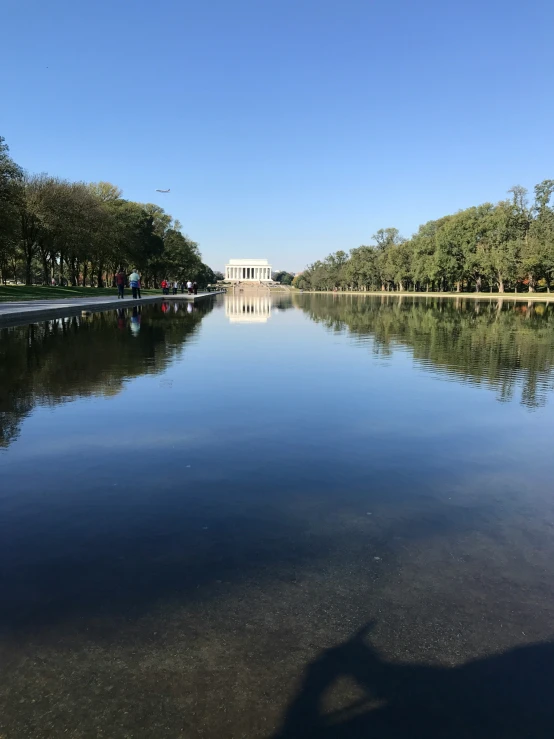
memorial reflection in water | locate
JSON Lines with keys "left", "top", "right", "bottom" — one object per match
{"left": 225, "top": 293, "right": 272, "bottom": 323}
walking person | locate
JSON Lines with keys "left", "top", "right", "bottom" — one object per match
{"left": 187, "top": 280, "right": 193, "bottom": 295}
{"left": 129, "top": 269, "right": 140, "bottom": 299}
{"left": 193, "top": 281, "right": 198, "bottom": 295}
{"left": 116, "top": 268, "right": 126, "bottom": 299}
{"left": 172, "top": 280, "right": 178, "bottom": 296}
{"left": 137, "top": 277, "right": 142, "bottom": 299}
{"left": 161, "top": 279, "right": 168, "bottom": 295}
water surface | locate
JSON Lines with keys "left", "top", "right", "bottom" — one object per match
{"left": 1, "top": 294, "right": 554, "bottom": 737}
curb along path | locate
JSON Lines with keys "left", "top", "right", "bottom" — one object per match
{"left": 0, "top": 292, "right": 225, "bottom": 329}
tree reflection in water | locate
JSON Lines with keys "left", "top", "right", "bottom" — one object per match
{"left": 295, "top": 294, "right": 554, "bottom": 408}
{"left": 0, "top": 302, "right": 212, "bottom": 447}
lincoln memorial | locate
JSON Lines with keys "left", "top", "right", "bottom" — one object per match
{"left": 224, "top": 258, "right": 272, "bottom": 282}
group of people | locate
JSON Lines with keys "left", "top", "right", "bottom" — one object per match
{"left": 116, "top": 271, "right": 199, "bottom": 299}
{"left": 161, "top": 279, "right": 198, "bottom": 295}
{"left": 115, "top": 269, "right": 142, "bottom": 299}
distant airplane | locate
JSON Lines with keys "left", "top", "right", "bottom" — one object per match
{"left": 155, "top": 188, "right": 170, "bottom": 193}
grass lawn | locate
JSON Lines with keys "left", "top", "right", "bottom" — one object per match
{"left": 0, "top": 285, "right": 159, "bottom": 302}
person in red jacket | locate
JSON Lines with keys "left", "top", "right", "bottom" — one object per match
{"left": 161, "top": 279, "right": 168, "bottom": 295}
{"left": 116, "top": 269, "right": 125, "bottom": 299}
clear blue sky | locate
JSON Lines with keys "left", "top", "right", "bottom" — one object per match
{"left": 3, "top": 0, "right": 553, "bottom": 273}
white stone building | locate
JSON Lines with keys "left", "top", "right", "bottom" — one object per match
{"left": 224, "top": 258, "right": 272, "bottom": 282}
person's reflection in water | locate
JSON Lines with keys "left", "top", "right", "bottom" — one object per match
{"left": 161, "top": 302, "right": 170, "bottom": 313}
{"left": 187, "top": 302, "right": 194, "bottom": 314}
{"left": 274, "top": 623, "right": 554, "bottom": 738}
{"left": 116, "top": 308, "right": 126, "bottom": 331}
{"left": 130, "top": 306, "right": 141, "bottom": 336}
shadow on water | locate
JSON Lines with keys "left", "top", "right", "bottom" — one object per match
{"left": 274, "top": 623, "right": 554, "bottom": 739}
{"left": 0, "top": 497, "right": 330, "bottom": 635}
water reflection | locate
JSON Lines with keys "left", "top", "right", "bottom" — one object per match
{"left": 0, "top": 302, "right": 213, "bottom": 447}
{"left": 225, "top": 293, "right": 273, "bottom": 322}
{"left": 3, "top": 295, "right": 554, "bottom": 451}
{"left": 294, "top": 294, "right": 554, "bottom": 408}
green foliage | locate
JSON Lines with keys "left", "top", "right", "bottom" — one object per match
{"left": 0, "top": 137, "right": 23, "bottom": 280}
{"left": 273, "top": 270, "right": 295, "bottom": 284}
{"left": 300, "top": 181, "right": 554, "bottom": 294}
{"left": 0, "top": 135, "right": 215, "bottom": 287}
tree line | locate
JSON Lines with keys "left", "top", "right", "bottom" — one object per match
{"left": 293, "top": 182, "right": 554, "bottom": 294}
{"left": 0, "top": 136, "right": 215, "bottom": 287}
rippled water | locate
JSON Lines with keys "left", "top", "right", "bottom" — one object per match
{"left": 1, "top": 294, "right": 554, "bottom": 738}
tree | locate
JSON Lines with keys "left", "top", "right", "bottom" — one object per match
{"left": 372, "top": 228, "right": 404, "bottom": 290}
{"left": 273, "top": 270, "right": 295, "bottom": 285}
{"left": 163, "top": 229, "right": 202, "bottom": 281}
{"left": 345, "top": 246, "right": 379, "bottom": 290}
{"left": 0, "top": 137, "right": 22, "bottom": 283}
{"left": 526, "top": 180, "right": 554, "bottom": 291}
{"left": 482, "top": 202, "right": 521, "bottom": 293}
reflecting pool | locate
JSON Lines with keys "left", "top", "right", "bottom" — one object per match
{"left": 1, "top": 294, "right": 554, "bottom": 737}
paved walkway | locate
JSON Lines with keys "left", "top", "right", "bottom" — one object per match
{"left": 0, "top": 292, "right": 224, "bottom": 328}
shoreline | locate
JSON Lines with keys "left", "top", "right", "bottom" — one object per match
{"left": 300, "top": 290, "right": 554, "bottom": 302}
